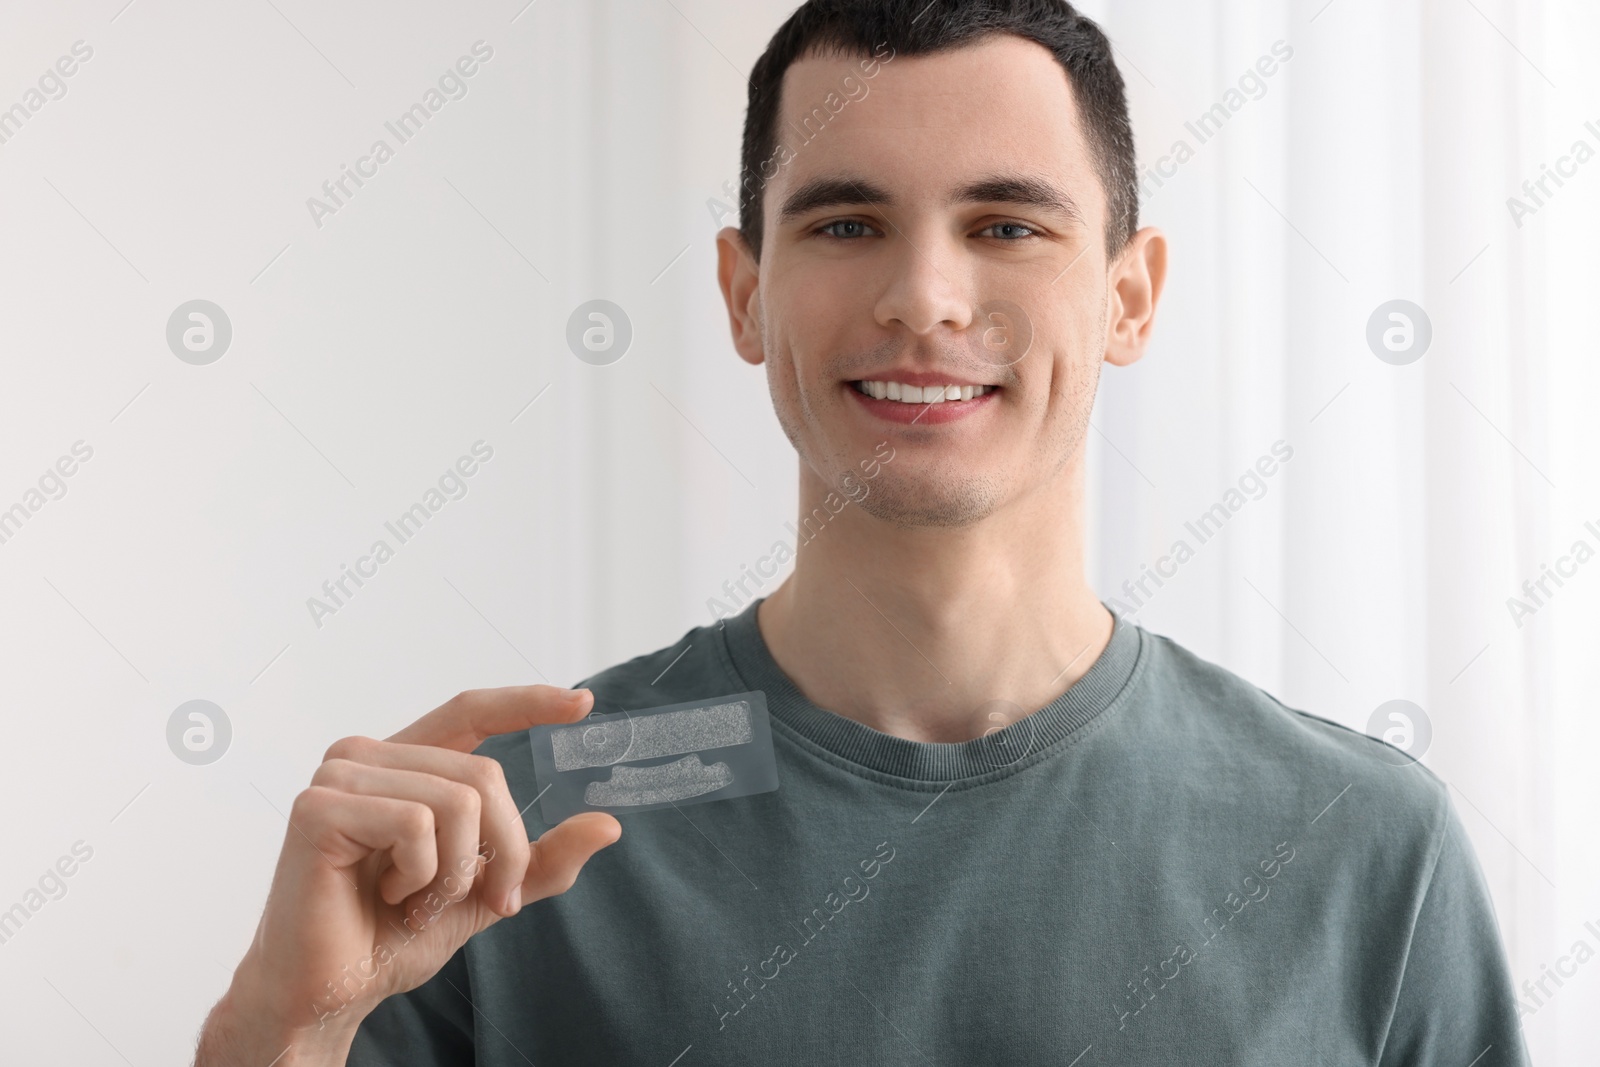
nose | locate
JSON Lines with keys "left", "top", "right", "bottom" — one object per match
{"left": 872, "top": 231, "right": 974, "bottom": 337}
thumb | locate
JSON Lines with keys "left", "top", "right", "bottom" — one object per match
{"left": 521, "top": 812, "right": 622, "bottom": 903}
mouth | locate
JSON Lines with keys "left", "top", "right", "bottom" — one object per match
{"left": 850, "top": 379, "right": 998, "bottom": 403}
{"left": 846, "top": 378, "right": 1000, "bottom": 425}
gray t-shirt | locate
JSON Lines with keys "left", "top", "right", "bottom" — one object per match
{"left": 349, "top": 599, "right": 1527, "bottom": 1065}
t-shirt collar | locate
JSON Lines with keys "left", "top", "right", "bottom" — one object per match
{"left": 716, "top": 597, "right": 1145, "bottom": 783}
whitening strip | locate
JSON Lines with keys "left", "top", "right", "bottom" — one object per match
{"left": 551, "top": 700, "right": 752, "bottom": 771}
{"left": 526, "top": 691, "right": 778, "bottom": 822}
{"left": 584, "top": 754, "right": 734, "bottom": 806}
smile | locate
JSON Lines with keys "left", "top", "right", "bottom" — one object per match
{"left": 850, "top": 380, "right": 997, "bottom": 404}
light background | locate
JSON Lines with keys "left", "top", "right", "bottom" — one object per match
{"left": 0, "top": 0, "right": 1596, "bottom": 1061}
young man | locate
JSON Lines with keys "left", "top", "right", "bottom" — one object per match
{"left": 198, "top": 1, "right": 1528, "bottom": 1063}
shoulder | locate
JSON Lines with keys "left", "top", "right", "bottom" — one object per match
{"left": 1132, "top": 625, "right": 1449, "bottom": 843}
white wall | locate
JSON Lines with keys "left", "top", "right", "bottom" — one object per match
{"left": 0, "top": 0, "right": 1594, "bottom": 1061}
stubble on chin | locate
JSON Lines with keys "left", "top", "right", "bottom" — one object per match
{"left": 772, "top": 372, "right": 1004, "bottom": 529}
{"left": 849, "top": 465, "right": 1004, "bottom": 529}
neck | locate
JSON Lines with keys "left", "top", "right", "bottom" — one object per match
{"left": 756, "top": 452, "right": 1113, "bottom": 743}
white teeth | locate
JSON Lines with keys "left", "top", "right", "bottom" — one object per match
{"left": 855, "top": 380, "right": 994, "bottom": 404}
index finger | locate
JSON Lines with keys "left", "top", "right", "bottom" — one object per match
{"left": 388, "top": 685, "right": 594, "bottom": 751}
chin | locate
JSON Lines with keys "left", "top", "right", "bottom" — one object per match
{"left": 852, "top": 474, "right": 1006, "bottom": 529}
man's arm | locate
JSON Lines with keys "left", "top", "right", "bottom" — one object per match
{"left": 345, "top": 948, "right": 475, "bottom": 1065}
{"left": 193, "top": 686, "right": 620, "bottom": 1066}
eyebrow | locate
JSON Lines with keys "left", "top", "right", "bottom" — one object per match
{"left": 956, "top": 175, "right": 1083, "bottom": 224}
{"left": 778, "top": 176, "right": 892, "bottom": 223}
{"left": 776, "top": 173, "right": 1084, "bottom": 226}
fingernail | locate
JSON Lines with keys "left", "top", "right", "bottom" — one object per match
{"left": 507, "top": 887, "right": 522, "bottom": 914}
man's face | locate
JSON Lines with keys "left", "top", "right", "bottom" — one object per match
{"left": 729, "top": 34, "right": 1135, "bottom": 528}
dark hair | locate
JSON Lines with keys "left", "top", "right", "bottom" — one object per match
{"left": 738, "top": 0, "right": 1138, "bottom": 262}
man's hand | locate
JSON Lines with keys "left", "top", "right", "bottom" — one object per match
{"left": 195, "top": 686, "right": 621, "bottom": 1066}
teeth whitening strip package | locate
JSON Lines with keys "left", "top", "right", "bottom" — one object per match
{"left": 527, "top": 691, "right": 778, "bottom": 822}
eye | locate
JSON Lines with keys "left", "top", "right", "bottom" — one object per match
{"left": 816, "top": 219, "right": 880, "bottom": 240}
{"left": 977, "top": 221, "right": 1039, "bottom": 240}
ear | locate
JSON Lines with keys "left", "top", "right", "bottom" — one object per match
{"left": 716, "top": 226, "right": 765, "bottom": 366}
{"left": 1103, "top": 226, "right": 1167, "bottom": 368}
